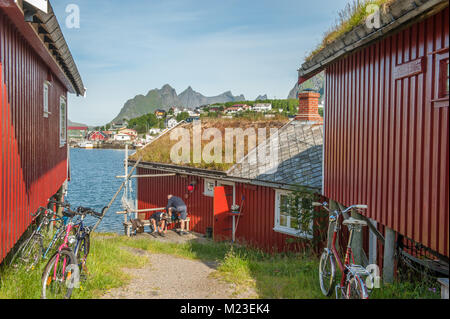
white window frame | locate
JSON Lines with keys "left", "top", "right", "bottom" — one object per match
{"left": 43, "top": 82, "right": 50, "bottom": 118}
{"left": 59, "top": 96, "right": 67, "bottom": 147}
{"left": 273, "top": 189, "right": 313, "bottom": 239}
{"left": 203, "top": 179, "right": 216, "bottom": 197}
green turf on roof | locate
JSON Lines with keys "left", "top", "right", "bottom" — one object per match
{"left": 305, "top": 0, "right": 395, "bottom": 62}
{"left": 131, "top": 117, "right": 290, "bottom": 172}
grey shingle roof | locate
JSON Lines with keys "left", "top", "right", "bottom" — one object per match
{"left": 227, "top": 121, "right": 323, "bottom": 190}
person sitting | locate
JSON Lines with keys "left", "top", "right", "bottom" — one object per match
{"left": 149, "top": 212, "right": 167, "bottom": 237}
{"left": 166, "top": 194, "right": 188, "bottom": 236}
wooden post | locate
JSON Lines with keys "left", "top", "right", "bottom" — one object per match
{"left": 383, "top": 227, "right": 396, "bottom": 284}
{"left": 351, "top": 210, "right": 364, "bottom": 266}
{"left": 56, "top": 186, "right": 64, "bottom": 218}
{"left": 438, "top": 278, "right": 449, "bottom": 299}
{"left": 368, "top": 219, "right": 378, "bottom": 265}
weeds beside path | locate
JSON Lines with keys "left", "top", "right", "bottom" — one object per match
{"left": 0, "top": 231, "right": 441, "bottom": 299}
{"left": 102, "top": 250, "right": 255, "bottom": 299}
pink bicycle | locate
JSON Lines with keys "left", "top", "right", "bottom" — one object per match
{"left": 41, "top": 204, "right": 78, "bottom": 299}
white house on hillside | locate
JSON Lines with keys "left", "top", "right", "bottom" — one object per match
{"left": 114, "top": 133, "right": 133, "bottom": 141}
{"left": 149, "top": 128, "right": 162, "bottom": 135}
{"left": 165, "top": 117, "right": 178, "bottom": 129}
{"left": 253, "top": 103, "right": 272, "bottom": 112}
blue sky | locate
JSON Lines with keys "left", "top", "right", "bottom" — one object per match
{"left": 52, "top": 0, "right": 349, "bottom": 126}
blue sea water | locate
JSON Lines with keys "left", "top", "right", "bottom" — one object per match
{"left": 65, "top": 148, "right": 137, "bottom": 234}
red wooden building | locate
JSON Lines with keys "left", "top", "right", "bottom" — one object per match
{"left": 88, "top": 131, "right": 108, "bottom": 142}
{"left": 133, "top": 99, "right": 324, "bottom": 252}
{"left": 299, "top": 0, "right": 449, "bottom": 265}
{"left": 0, "top": 1, "right": 84, "bottom": 263}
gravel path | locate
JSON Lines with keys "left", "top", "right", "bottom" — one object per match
{"left": 101, "top": 232, "right": 257, "bottom": 299}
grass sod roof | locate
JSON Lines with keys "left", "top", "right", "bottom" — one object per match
{"left": 305, "top": 0, "right": 395, "bottom": 62}
{"left": 300, "top": 0, "right": 449, "bottom": 78}
{"left": 130, "top": 117, "right": 290, "bottom": 172}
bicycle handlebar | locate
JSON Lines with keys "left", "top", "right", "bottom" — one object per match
{"left": 76, "top": 206, "right": 103, "bottom": 219}
{"left": 31, "top": 207, "right": 49, "bottom": 218}
{"left": 48, "top": 198, "right": 104, "bottom": 221}
{"left": 48, "top": 199, "right": 71, "bottom": 209}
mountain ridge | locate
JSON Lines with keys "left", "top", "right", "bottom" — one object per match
{"left": 112, "top": 84, "right": 246, "bottom": 123}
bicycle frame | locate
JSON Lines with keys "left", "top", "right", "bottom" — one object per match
{"left": 15, "top": 208, "right": 65, "bottom": 263}
{"left": 39, "top": 215, "right": 67, "bottom": 260}
{"left": 327, "top": 214, "right": 357, "bottom": 289}
{"left": 319, "top": 202, "right": 370, "bottom": 299}
{"left": 52, "top": 219, "right": 76, "bottom": 281}
{"left": 73, "top": 215, "right": 90, "bottom": 261}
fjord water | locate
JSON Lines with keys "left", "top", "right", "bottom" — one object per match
{"left": 66, "top": 148, "right": 137, "bottom": 234}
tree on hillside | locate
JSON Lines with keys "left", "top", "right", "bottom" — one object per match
{"left": 127, "top": 112, "right": 160, "bottom": 134}
{"left": 176, "top": 112, "right": 190, "bottom": 122}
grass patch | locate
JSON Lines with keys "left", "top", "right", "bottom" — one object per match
{"left": 0, "top": 232, "right": 441, "bottom": 299}
{"left": 0, "top": 233, "right": 146, "bottom": 299}
{"left": 371, "top": 278, "right": 441, "bottom": 299}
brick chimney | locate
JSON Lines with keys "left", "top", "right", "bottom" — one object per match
{"left": 295, "top": 89, "right": 323, "bottom": 124}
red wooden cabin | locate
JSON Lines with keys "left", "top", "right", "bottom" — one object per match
{"left": 0, "top": 1, "right": 84, "bottom": 263}
{"left": 299, "top": 0, "right": 449, "bottom": 266}
{"left": 88, "top": 131, "right": 108, "bottom": 142}
{"left": 132, "top": 98, "right": 324, "bottom": 253}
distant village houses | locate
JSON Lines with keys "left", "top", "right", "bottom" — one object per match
{"left": 114, "top": 133, "right": 133, "bottom": 142}
{"left": 165, "top": 117, "right": 178, "bottom": 129}
{"left": 154, "top": 109, "right": 167, "bottom": 119}
{"left": 225, "top": 106, "right": 243, "bottom": 114}
{"left": 68, "top": 126, "right": 88, "bottom": 140}
{"left": 149, "top": 128, "right": 163, "bottom": 135}
{"left": 253, "top": 103, "right": 272, "bottom": 112}
{"left": 111, "top": 121, "right": 128, "bottom": 130}
{"left": 88, "top": 131, "right": 109, "bottom": 142}
{"left": 118, "top": 128, "right": 138, "bottom": 138}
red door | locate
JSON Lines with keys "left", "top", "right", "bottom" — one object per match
{"left": 213, "top": 186, "right": 233, "bottom": 241}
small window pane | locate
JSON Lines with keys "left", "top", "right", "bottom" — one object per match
{"left": 279, "top": 215, "right": 288, "bottom": 227}
{"left": 60, "top": 98, "right": 66, "bottom": 146}
{"left": 204, "top": 179, "right": 215, "bottom": 196}
{"left": 43, "top": 83, "right": 49, "bottom": 117}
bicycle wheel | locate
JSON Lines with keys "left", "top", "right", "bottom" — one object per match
{"left": 319, "top": 250, "right": 336, "bottom": 296}
{"left": 41, "top": 249, "right": 78, "bottom": 299}
{"left": 345, "top": 275, "right": 368, "bottom": 299}
{"left": 10, "top": 235, "right": 43, "bottom": 270}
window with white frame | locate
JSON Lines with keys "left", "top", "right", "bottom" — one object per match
{"left": 204, "top": 179, "right": 216, "bottom": 197}
{"left": 43, "top": 82, "right": 49, "bottom": 117}
{"left": 59, "top": 96, "right": 67, "bottom": 146}
{"left": 274, "top": 190, "right": 313, "bottom": 239}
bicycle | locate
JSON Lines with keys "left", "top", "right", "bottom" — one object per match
{"left": 41, "top": 203, "right": 102, "bottom": 299}
{"left": 313, "top": 201, "right": 372, "bottom": 299}
{"left": 9, "top": 206, "right": 67, "bottom": 271}
{"left": 72, "top": 206, "right": 103, "bottom": 276}
{"left": 41, "top": 204, "right": 78, "bottom": 299}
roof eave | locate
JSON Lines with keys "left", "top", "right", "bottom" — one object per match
{"left": 0, "top": 0, "right": 85, "bottom": 96}
{"left": 299, "top": 0, "right": 449, "bottom": 81}
{"left": 131, "top": 160, "right": 321, "bottom": 192}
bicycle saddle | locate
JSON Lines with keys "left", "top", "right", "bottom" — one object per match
{"left": 342, "top": 218, "right": 367, "bottom": 227}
